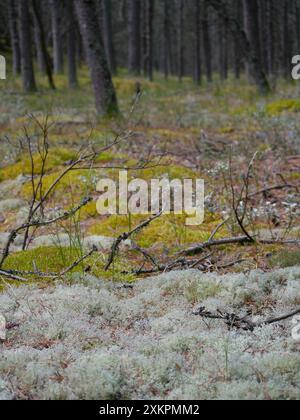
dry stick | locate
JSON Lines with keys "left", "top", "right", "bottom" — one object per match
{"left": 208, "top": 218, "right": 230, "bottom": 242}
{"left": 249, "top": 183, "right": 299, "bottom": 198}
{"left": 0, "top": 270, "right": 28, "bottom": 283}
{"left": 193, "top": 307, "right": 300, "bottom": 332}
{"left": 182, "top": 236, "right": 252, "bottom": 256}
{"left": 105, "top": 211, "right": 163, "bottom": 271}
{"left": 56, "top": 246, "right": 98, "bottom": 278}
{"left": 182, "top": 236, "right": 300, "bottom": 256}
{"left": 0, "top": 197, "right": 92, "bottom": 268}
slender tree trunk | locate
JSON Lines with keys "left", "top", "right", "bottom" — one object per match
{"left": 202, "top": 0, "right": 212, "bottom": 83}
{"left": 177, "top": 0, "right": 184, "bottom": 82}
{"left": 143, "top": 0, "right": 154, "bottom": 81}
{"left": 19, "top": 0, "right": 37, "bottom": 92}
{"left": 242, "top": 0, "right": 270, "bottom": 93}
{"left": 32, "top": 0, "right": 56, "bottom": 90}
{"left": 50, "top": 0, "right": 64, "bottom": 74}
{"left": 33, "top": 7, "right": 46, "bottom": 74}
{"left": 163, "top": 0, "right": 170, "bottom": 80}
{"left": 8, "top": 0, "right": 21, "bottom": 75}
{"left": 194, "top": 0, "right": 202, "bottom": 85}
{"left": 128, "top": 0, "right": 141, "bottom": 75}
{"left": 100, "top": 0, "right": 117, "bottom": 74}
{"left": 66, "top": 1, "right": 78, "bottom": 88}
{"left": 74, "top": 0, "right": 118, "bottom": 116}
{"left": 233, "top": 0, "right": 242, "bottom": 79}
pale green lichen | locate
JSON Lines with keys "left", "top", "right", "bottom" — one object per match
{"left": 0, "top": 267, "right": 299, "bottom": 400}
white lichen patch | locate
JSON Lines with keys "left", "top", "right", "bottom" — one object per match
{"left": 0, "top": 267, "right": 299, "bottom": 400}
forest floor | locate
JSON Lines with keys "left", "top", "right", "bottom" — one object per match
{"left": 0, "top": 69, "right": 299, "bottom": 399}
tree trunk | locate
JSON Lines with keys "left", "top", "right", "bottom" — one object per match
{"left": 177, "top": 0, "right": 184, "bottom": 82}
{"left": 194, "top": 0, "right": 202, "bottom": 85}
{"left": 128, "top": 0, "right": 141, "bottom": 75}
{"left": 202, "top": 0, "right": 212, "bottom": 83}
{"left": 143, "top": 0, "right": 154, "bottom": 81}
{"left": 100, "top": 0, "right": 117, "bottom": 74}
{"left": 163, "top": 0, "right": 170, "bottom": 80}
{"left": 8, "top": 0, "right": 21, "bottom": 75}
{"left": 19, "top": 0, "right": 37, "bottom": 92}
{"left": 50, "top": 0, "right": 64, "bottom": 74}
{"left": 66, "top": 1, "right": 78, "bottom": 88}
{"left": 32, "top": 0, "right": 56, "bottom": 90}
{"left": 242, "top": 0, "right": 270, "bottom": 93}
{"left": 33, "top": 6, "right": 46, "bottom": 74}
{"left": 74, "top": 0, "right": 118, "bottom": 116}
{"left": 210, "top": 0, "right": 270, "bottom": 94}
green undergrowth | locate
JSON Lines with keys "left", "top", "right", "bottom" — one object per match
{"left": 89, "top": 213, "right": 225, "bottom": 249}
{"left": 1, "top": 246, "right": 135, "bottom": 289}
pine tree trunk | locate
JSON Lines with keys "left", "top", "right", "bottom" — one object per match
{"left": 74, "top": 0, "right": 118, "bottom": 116}
{"left": 177, "top": 0, "right": 184, "bottom": 82}
{"left": 32, "top": 0, "right": 56, "bottom": 90}
{"left": 66, "top": 1, "right": 78, "bottom": 88}
{"left": 101, "top": 0, "right": 117, "bottom": 74}
{"left": 128, "top": 0, "right": 141, "bottom": 75}
{"left": 19, "top": 0, "right": 37, "bottom": 92}
{"left": 163, "top": 0, "right": 170, "bottom": 80}
{"left": 50, "top": 0, "right": 64, "bottom": 74}
{"left": 202, "top": 0, "right": 212, "bottom": 83}
{"left": 143, "top": 0, "right": 154, "bottom": 81}
{"left": 33, "top": 8, "right": 46, "bottom": 74}
{"left": 194, "top": 0, "right": 202, "bottom": 85}
{"left": 8, "top": 0, "right": 21, "bottom": 75}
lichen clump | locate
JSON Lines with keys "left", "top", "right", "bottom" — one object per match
{"left": 0, "top": 267, "right": 299, "bottom": 400}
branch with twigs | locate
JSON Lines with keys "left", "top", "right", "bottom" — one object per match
{"left": 0, "top": 246, "right": 97, "bottom": 282}
{"left": 193, "top": 306, "right": 300, "bottom": 332}
{"left": 0, "top": 197, "right": 92, "bottom": 269}
{"left": 105, "top": 211, "right": 163, "bottom": 271}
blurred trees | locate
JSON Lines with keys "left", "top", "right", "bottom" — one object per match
{"left": 1, "top": 0, "right": 300, "bottom": 112}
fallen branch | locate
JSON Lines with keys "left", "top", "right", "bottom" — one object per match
{"left": 193, "top": 306, "right": 300, "bottom": 332}
{"left": 181, "top": 236, "right": 300, "bottom": 256}
{"left": 249, "top": 184, "right": 299, "bottom": 198}
{"left": 182, "top": 236, "right": 252, "bottom": 256}
{"left": 0, "top": 270, "right": 28, "bottom": 282}
{"left": 105, "top": 211, "right": 163, "bottom": 271}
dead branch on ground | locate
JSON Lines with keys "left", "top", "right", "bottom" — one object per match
{"left": 193, "top": 306, "right": 300, "bottom": 332}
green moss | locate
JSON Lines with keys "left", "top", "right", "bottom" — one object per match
{"left": 0, "top": 148, "right": 77, "bottom": 182}
{"left": 266, "top": 99, "right": 300, "bottom": 115}
{"left": 21, "top": 169, "right": 94, "bottom": 201}
{"left": 89, "top": 213, "right": 222, "bottom": 249}
{"left": 2, "top": 246, "right": 135, "bottom": 286}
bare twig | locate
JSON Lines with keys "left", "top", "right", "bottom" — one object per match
{"left": 0, "top": 198, "right": 92, "bottom": 268}
{"left": 249, "top": 184, "right": 299, "bottom": 198}
{"left": 105, "top": 211, "right": 163, "bottom": 271}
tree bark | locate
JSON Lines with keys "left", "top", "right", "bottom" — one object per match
{"left": 8, "top": 0, "right": 21, "bottom": 75}
{"left": 194, "top": 0, "right": 202, "bottom": 85}
{"left": 66, "top": 1, "right": 78, "bottom": 88}
{"left": 128, "top": 0, "right": 141, "bottom": 75}
{"left": 50, "top": 0, "right": 64, "bottom": 74}
{"left": 74, "top": 0, "right": 119, "bottom": 116}
{"left": 242, "top": 0, "right": 270, "bottom": 93}
{"left": 210, "top": 0, "right": 270, "bottom": 94}
{"left": 100, "top": 0, "right": 117, "bottom": 74}
{"left": 177, "top": 0, "right": 184, "bottom": 82}
{"left": 19, "top": 0, "right": 37, "bottom": 92}
{"left": 202, "top": 0, "right": 212, "bottom": 83}
{"left": 32, "top": 0, "right": 56, "bottom": 90}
